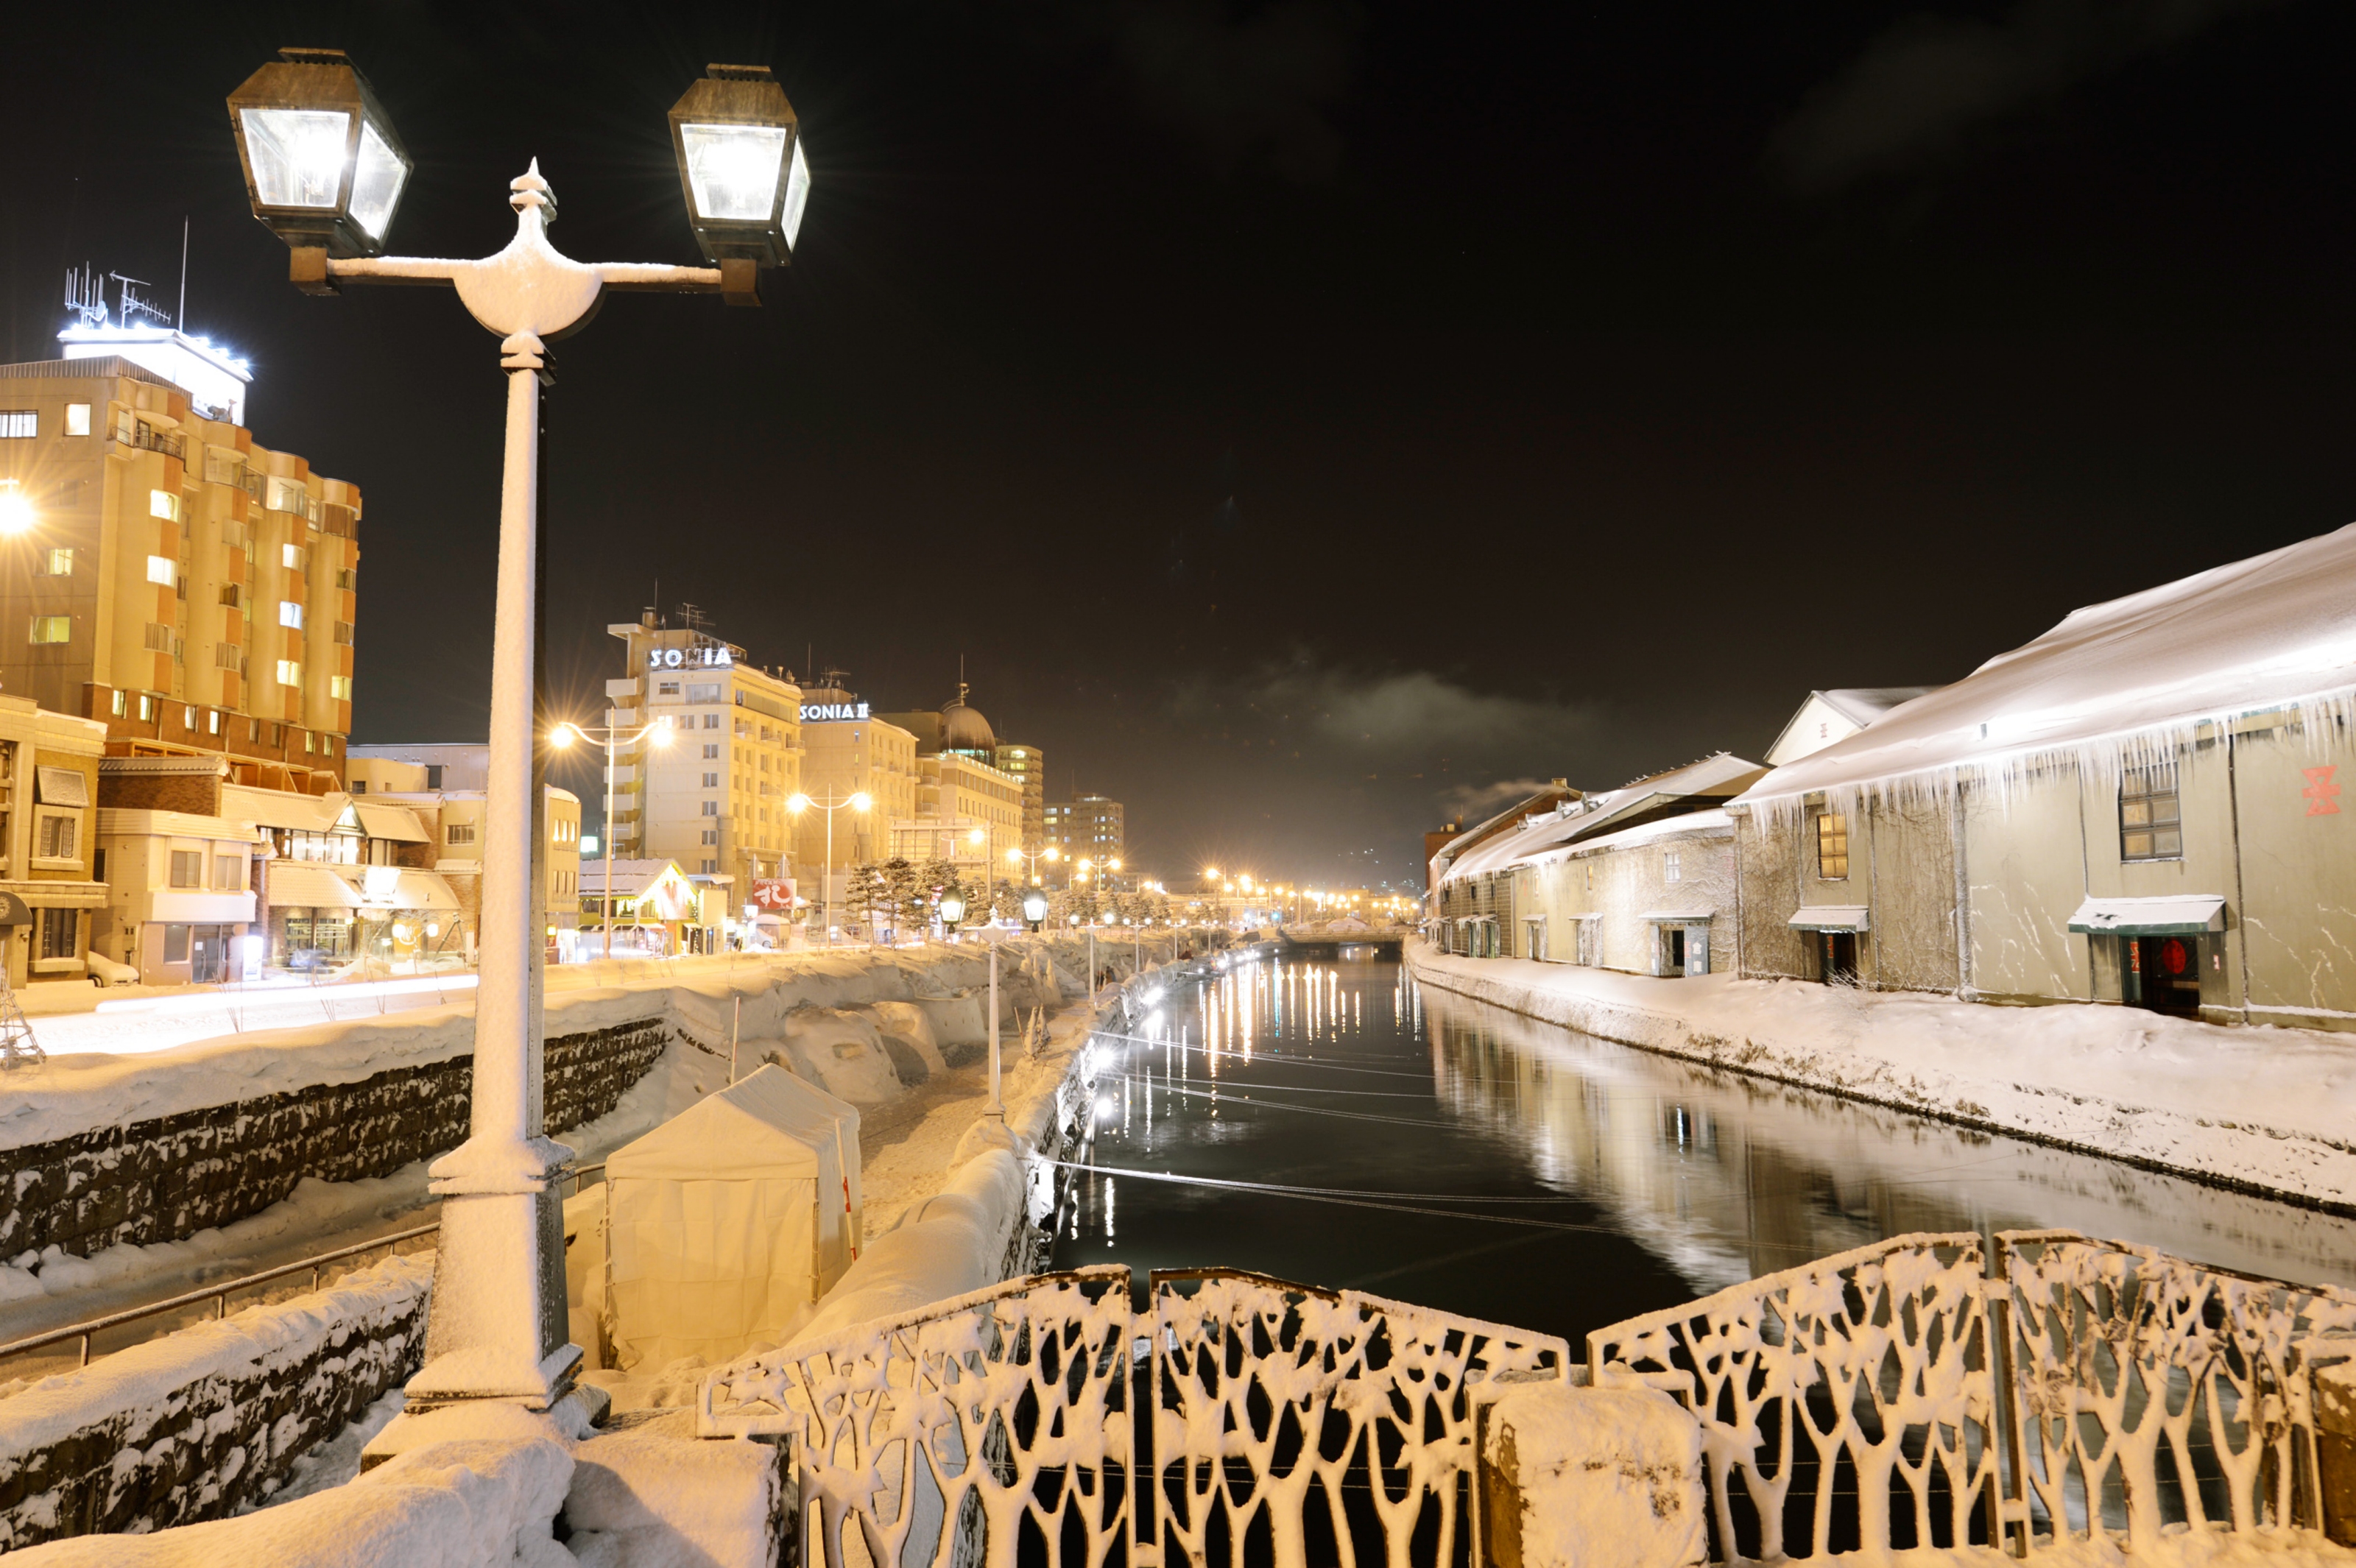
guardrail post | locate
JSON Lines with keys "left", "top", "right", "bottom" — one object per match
{"left": 2318, "top": 1360, "right": 2356, "bottom": 1546}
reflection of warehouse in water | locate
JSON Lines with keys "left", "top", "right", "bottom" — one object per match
{"left": 1417, "top": 983, "right": 2356, "bottom": 1294}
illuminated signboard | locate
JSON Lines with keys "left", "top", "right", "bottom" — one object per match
{"left": 646, "top": 643, "right": 734, "bottom": 671}
{"left": 800, "top": 702, "right": 869, "bottom": 722}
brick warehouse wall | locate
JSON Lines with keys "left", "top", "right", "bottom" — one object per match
{"left": 0, "top": 1255, "right": 432, "bottom": 1550}
{"left": 0, "top": 1017, "right": 669, "bottom": 1261}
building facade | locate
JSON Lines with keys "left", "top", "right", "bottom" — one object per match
{"left": 1043, "top": 794, "right": 1124, "bottom": 869}
{"left": 0, "top": 355, "right": 358, "bottom": 791}
{"left": 0, "top": 697, "right": 108, "bottom": 986}
{"left": 603, "top": 615, "right": 803, "bottom": 889}
{"left": 791, "top": 682, "right": 920, "bottom": 905}
{"left": 1732, "top": 523, "right": 2356, "bottom": 1030}
{"left": 992, "top": 742, "right": 1046, "bottom": 849}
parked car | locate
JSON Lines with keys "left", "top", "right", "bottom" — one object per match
{"left": 86, "top": 952, "right": 138, "bottom": 987}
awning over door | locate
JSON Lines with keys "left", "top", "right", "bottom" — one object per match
{"left": 2067, "top": 895, "right": 2226, "bottom": 936}
{"left": 1788, "top": 905, "right": 1870, "bottom": 932}
{"left": 269, "top": 861, "right": 365, "bottom": 910}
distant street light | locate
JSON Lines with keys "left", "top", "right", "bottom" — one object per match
{"left": 551, "top": 717, "right": 674, "bottom": 961}
{"left": 228, "top": 46, "right": 811, "bottom": 1418}
{"left": 786, "top": 789, "right": 872, "bottom": 942}
{"left": 0, "top": 482, "right": 34, "bottom": 536}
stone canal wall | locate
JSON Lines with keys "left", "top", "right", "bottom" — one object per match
{"left": 0, "top": 1019, "right": 669, "bottom": 1262}
{"left": 0, "top": 1254, "right": 431, "bottom": 1550}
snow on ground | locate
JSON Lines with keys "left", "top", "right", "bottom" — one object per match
{"left": 1407, "top": 941, "right": 2356, "bottom": 1209}
{"left": 244, "top": 1388, "right": 406, "bottom": 1510}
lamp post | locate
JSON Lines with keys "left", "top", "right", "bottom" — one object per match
{"left": 1022, "top": 887, "right": 1049, "bottom": 931}
{"left": 551, "top": 718, "right": 674, "bottom": 960}
{"left": 786, "top": 789, "right": 872, "bottom": 944}
{"left": 228, "top": 49, "right": 808, "bottom": 1417}
{"left": 938, "top": 887, "right": 966, "bottom": 937}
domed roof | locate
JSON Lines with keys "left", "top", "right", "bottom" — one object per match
{"left": 940, "top": 694, "right": 996, "bottom": 752}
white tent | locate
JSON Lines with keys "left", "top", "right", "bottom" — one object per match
{"left": 603, "top": 1065, "right": 861, "bottom": 1371}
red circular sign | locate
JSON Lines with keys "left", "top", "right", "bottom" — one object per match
{"left": 2161, "top": 938, "right": 2189, "bottom": 976}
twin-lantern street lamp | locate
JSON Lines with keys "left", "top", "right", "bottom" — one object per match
{"left": 549, "top": 718, "right": 675, "bottom": 961}
{"left": 226, "top": 47, "right": 809, "bottom": 1419}
{"left": 785, "top": 790, "right": 872, "bottom": 945}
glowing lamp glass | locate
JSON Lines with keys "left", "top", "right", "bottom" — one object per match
{"left": 850, "top": 792, "right": 873, "bottom": 811}
{"left": 939, "top": 891, "right": 966, "bottom": 925}
{"left": 681, "top": 122, "right": 789, "bottom": 222}
{"left": 241, "top": 108, "right": 350, "bottom": 208}
{"left": 348, "top": 120, "right": 409, "bottom": 239}
{"left": 1023, "top": 891, "right": 1050, "bottom": 922}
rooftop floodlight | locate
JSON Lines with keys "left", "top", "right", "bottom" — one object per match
{"left": 668, "top": 63, "right": 807, "bottom": 305}
{"left": 227, "top": 48, "right": 413, "bottom": 286}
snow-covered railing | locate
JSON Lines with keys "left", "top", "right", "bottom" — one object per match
{"left": 1587, "top": 1232, "right": 1997, "bottom": 1563}
{"left": 1149, "top": 1267, "right": 1570, "bottom": 1568}
{"left": 699, "top": 1266, "right": 1135, "bottom": 1568}
{"left": 1991, "top": 1229, "right": 2356, "bottom": 1555}
{"left": 1587, "top": 1229, "right": 2356, "bottom": 1563}
{"left": 698, "top": 1264, "right": 1570, "bottom": 1568}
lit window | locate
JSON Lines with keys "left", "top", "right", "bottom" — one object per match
{"left": 334, "top": 567, "right": 357, "bottom": 590}
{"left": 0, "top": 411, "right": 35, "bottom": 438}
{"left": 110, "top": 691, "right": 126, "bottom": 716}
{"left": 208, "top": 710, "right": 222, "bottom": 735}
{"left": 29, "top": 616, "right": 69, "bottom": 645}
{"left": 1814, "top": 810, "right": 1849, "bottom": 881}
{"left": 149, "top": 490, "right": 180, "bottom": 522}
{"left": 147, "top": 555, "right": 175, "bottom": 586}
{"left": 279, "top": 601, "right": 304, "bottom": 629}
{"left": 276, "top": 659, "right": 301, "bottom": 687}
{"left": 65, "top": 404, "right": 90, "bottom": 437}
{"left": 330, "top": 675, "right": 353, "bottom": 700}
{"left": 268, "top": 478, "right": 306, "bottom": 514}
{"left": 283, "top": 543, "right": 308, "bottom": 570}
{"left": 39, "top": 548, "right": 71, "bottom": 576}
{"left": 2120, "top": 763, "right": 2182, "bottom": 862}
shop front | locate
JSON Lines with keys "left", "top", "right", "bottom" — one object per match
{"left": 267, "top": 860, "right": 464, "bottom": 975}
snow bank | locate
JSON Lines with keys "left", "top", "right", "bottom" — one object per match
{"left": 7, "top": 1435, "right": 576, "bottom": 1567}
{"left": 785, "top": 1148, "right": 1027, "bottom": 1346}
{"left": 1406, "top": 942, "right": 2356, "bottom": 1210}
{"left": 1480, "top": 1384, "right": 1704, "bottom": 1568}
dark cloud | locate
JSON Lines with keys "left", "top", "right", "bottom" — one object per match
{"left": 1771, "top": 0, "right": 2281, "bottom": 191}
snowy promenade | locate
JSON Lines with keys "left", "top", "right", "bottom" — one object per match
{"left": 1405, "top": 939, "right": 2356, "bottom": 1212}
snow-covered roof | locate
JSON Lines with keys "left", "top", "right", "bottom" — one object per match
{"left": 1439, "top": 756, "right": 1761, "bottom": 886}
{"left": 1512, "top": 808, "right": 1734, "bottom": 869}
{"left": 1740, "top": 523, "right": 2356, "bottom": 807}
{"left": 1763, "top": 688, "right": 1941, "bottom": 766}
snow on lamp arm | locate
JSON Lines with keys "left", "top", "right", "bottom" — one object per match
{"left": 227, "top": 51, "right": 808, "bottom": 1421}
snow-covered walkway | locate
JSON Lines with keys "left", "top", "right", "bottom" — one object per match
{"left": 1406, "top": 941, "right": 2356, "bottom": 1210}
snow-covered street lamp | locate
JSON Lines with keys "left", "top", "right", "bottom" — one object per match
{"left": 226, "top": 49, "right": 414, "bottom": 289}
{"left": 227, "top": 48, "right": 806, "bottom": 1422}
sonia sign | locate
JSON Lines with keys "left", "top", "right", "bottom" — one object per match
{"left": 800, "top": 702, "right": 868, "bottom": 722}
{"left": 646, "top": 644, "right": 734, "bottom": 671}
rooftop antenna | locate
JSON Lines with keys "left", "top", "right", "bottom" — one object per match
{"left": 64, "top": 265, "right": 107, "bottom": 328}
{"left": 111, "top": 274, "right": 169, "bottom": 329}
{"left": 177, "top": 218, "right": 189, "bottom": 330}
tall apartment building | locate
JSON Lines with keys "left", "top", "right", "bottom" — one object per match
{"left": 792, "top": 679, "right": 920, "bottom": 887}
{"left": 992, "top": 742, "right": 1046, "bottom": 849}
{"left": 604, "top": 615, "right": 802, "bottom": 889}
{"left": 1043, "top": 793, "right": 1125, "bottom": 867}
{"left": 0, "top": 345, "right": 357, "bottom": 791}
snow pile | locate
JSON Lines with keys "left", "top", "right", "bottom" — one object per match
{"left": 563, "top": 1410, "right": 785, "bottom": 1568}
{"left": 1406, "top": 942, "right": 2356, "bottom": 1208}
{"left": 1741, "top": 521, "right": 2356, "bottom": 813}
{"left": 7, "top": 1436, "right": 576, "bottom": 1567}
{"left": 1481, "top": 1384, "right": 1704, "bottom": 1568}
{"left": 1867, "top": 1530, "right": 2356, "bottom": 1566}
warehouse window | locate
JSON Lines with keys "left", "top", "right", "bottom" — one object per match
{"left": 39, "top": 548, "right": 72, "bottom": 576}
{"left": 2120, "top": 763, "right": 2182, "bottom": 862}
{"left": 1814, "top": 808, "right": 1849, "bottom": 881}
{"left": 448, "top": 822, "right": 476, "bottom": 846}
{"left": 65, "top": 405, "right": 91, "bottom": 437}
{"left": 29, "top": 616, "right": 69, "bottom": 645}
{"left": 0, "top": 412, "right": 35, "bottom": 438}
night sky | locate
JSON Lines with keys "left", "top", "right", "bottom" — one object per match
{"left": 5, "top": 1, "right": 2354, "bottom": 890}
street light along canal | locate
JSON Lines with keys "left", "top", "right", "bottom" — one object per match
{"left": 1052, "top": 955, "right": 2356, "bottom": 1347}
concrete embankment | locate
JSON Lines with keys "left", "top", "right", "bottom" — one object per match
{"left": 1406, "top": 939, "right": 2356, "bottom": 1213}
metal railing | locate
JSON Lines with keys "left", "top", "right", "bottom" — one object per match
{"left": 0, "top": 1162, "right": 606, "bottom": 1380}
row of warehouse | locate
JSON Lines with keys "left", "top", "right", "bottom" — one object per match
{"left": 1429, "top": 521, "right": 2356, "bottom": 1031}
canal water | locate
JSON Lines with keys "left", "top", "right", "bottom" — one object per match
{"left": 1048, "top": 954, "right": 2356, "bottom": 1349}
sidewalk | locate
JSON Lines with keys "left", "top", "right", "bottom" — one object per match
{"left": 1405, "top": 940, "right": 2356, "bottom": 1212}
